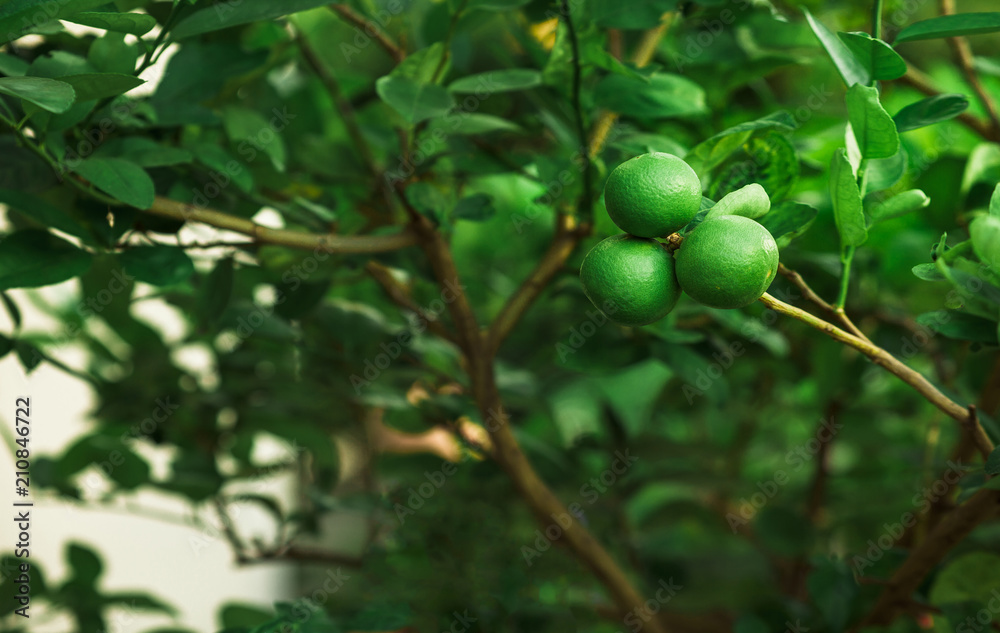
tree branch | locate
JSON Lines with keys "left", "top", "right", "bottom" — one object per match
{"left": 364, "top": 260, "right": 459, "bottom": 344}
{"left": 856, "top": 489, "right": 1000, "bottom": 628}
{"left": 938, "top": 0, "right": 1000, "bottom": 138}
{"left": 328, "top": 3, "right": 405, "bottom": 63}
{"left": 759, "top": 293, "right": 994, "bottom": 458}
{"left": 778, "top": 263, "right": 872, "bottom": 344}
{"left": 144, "top": 196, "right": 417, "bottom": 253}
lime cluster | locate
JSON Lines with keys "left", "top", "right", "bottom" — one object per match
{"left": 580, "top": 152, "right": 779, "bottom": 327}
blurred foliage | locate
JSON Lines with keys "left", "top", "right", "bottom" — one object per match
{"left": 1, "top": 0, "right": 1000, "bottom": 632}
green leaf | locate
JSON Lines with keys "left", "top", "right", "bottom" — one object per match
{"left": 930, "top": 552, "right": 1000, "bottom": 605}
{"left": 687, "top": 111, "right": 796, "bottom": 172}
{"left": 0, "top": 188, "right": 91, "bottom": 241}
{"left": 448, "top": 69, "right": 541, "bottom": 93}
{"left": 807, "top": 558, "right": 857, "bottom": 633}
{"left": 0, "top": 0, "right": 109, "bottom": 44}
{"left": 961, "top": 143, "right": 1000, "bottom": 195}
{"left": 67, "top": 543, "right": 103, "bottom": 584}
{"left": 705, "top": 183, "right": 770, "bottom": 220}
{"left": 862, "top": 147, "right": 907, "bottom": 193}
{"left": 468, "top": 0, "right": 531, "bottom": 10}
{"left": 912, "top": 263, "right": 946, "bottom": 281}
{"left": 867, "top": 189, "right": 930, "bottom": 225}
{"left": 894, "top": 94, "right": 970, "bottom": 133}
{"left": 837, "top": 32, "right": 907, "bottom": 81}
{"left": 221, "top": 106, "right": 286, "bottom": 171}
{"left": 986, "top": 447, "right": 1000, "bottom": 475}
{"left": 971, "top": 214, "right": 1000, "bottom": 270}
{"left": 896, "top": 13, "right": 1000, "bottom": 43}
{"left": 759, "top": 201, "right": 818, "bottom": 241}
{"left": 591, "top": 0, "right": 679, "bottom": 28}
{"left": 98, "top": 137, "right": 194, "bottom": 168}
{"left": 0, "top": 230, "right": 92, "bottom": 291}
{"left": 916, "top": 311, "right": 999, "bottom": 344}
{"left": 87, "top": 31, "right": 137, "bottom": 75}
{"left": 64, "top": 11, "right": 157, "bottom": 35}
{"left": 192, "top": 144, "right": 254, "bottom": 193}
{"left": 197, "top": 257, "right": 234, "bottom": 327}
{"left": 548, "top": 381, "right": 602, "bottom": 446}
{"left": 599, "top": 359, "right": 673, "bottom": 436}
{"left": 453, "top": 193, "right": 495, "bottom": 221}
{"left": 119, "top": 245, "right": 195, "bottom": 286}
{"left": 829, "top": 148, "right": 867, "bottom": 247}
{"left": 0, "top": 76, "right": 74, "bottom": 112}
{"left": 431, "top": 113, "right": 522, "bottom": 135}
{"left": 846, "top": 84, "right": 899, "bottom": 160}
{"left": 73, "top": 158, "right": 154, "bottom": 209}
{"left": 803, "top": 8, "right": 869, "bottom": 87}
{"left": 593, "top": 72, "right": 706, "bottom": 119}
{"left": 0, "top": 53, "right": 29, "bottom": 76}
{"left": 991, "top": 183, "right": 1000, "bottom": 218}
{"left": 389, "top": 42, "right": 446, "bottom": 84}
{"left": 59, "top": 73, "right": 143, "bottom": 102}
{"left": 171, "top": 0, "right": 336, "bottom": 39}
{"left": 376, "top": 75, "right": 454, "bottom": 124}
{"left": 221, "top": 604, "right": 273, "bottom": 628}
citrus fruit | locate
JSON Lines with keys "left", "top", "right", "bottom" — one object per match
{"left": 580, "top": 234, "right": 681, "bottom": 327}
{"left": 603, "top": 152, "right": 702, "bottom": 238}
{"left": 674, "top": 215, "right": 779, "bottom": 309}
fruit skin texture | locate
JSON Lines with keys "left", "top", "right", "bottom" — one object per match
{"left": 674, "top": 215, "right": 779, "bottom": 309}
{"left": 580, "top": 234, "right": 681, "bottom": 327}
{"left": 603, "top": 152, "right": 702, "bottom": 238}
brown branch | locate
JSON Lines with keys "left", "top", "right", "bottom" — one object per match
{"left": 896, "top": 66, "right": 1000, "bottom": 141}
{"left": 214, "top": 497, "right": 249, "bottom": 562}
{"left": 296, "top": 33, "right": 378, "bottom": 176}
{"left": 364, "top": 261, "right": 459, "bottom": 344}
{"left": 487, "top": 214, "right": 588, "bottom": 354}
{"left": 759, "top": 293, "right": 993, "bottom": 458}
{"left": 144, "top": 196, "right": 417, "bottom": 253}
{"left": 406, "top": 210, "right": 670, "bottom": 633}
{"left": 240, "top": 545, "right": 365, "bottom": 568}
{"left": 938, "top": 0, "right": 1000, "bottom": 138}
{"left": 857, "top": 489, "right": 1000, "bottom": 628}
{"left": 778, "top": 263, "right": 872, "bottom": 344}
{"left": 588, "top": 16, "right": 673, "bottom": 158}
{"left": 328, "top": 3, "right": 405, "bottom": 62}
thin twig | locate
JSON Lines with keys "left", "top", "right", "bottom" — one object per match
{"left": 240, "top": 545, "right": 364, "bottom": 568}
{"left": 938, "top": 0, "right": 1000, "bottom": 138}
{"left": 214, "top": 497, "right": 249, "bottom": 562}
{"left": 145, "top": 196, "right": 417, "bottom": 253}
{"left": 759, "top": 292, "right": 993, "bottom": 458}
{"left": 778, "top": 263, "right": 872, "bottom": 344}
{"left": 296, "top": 33, "right": 379, "bottom": 176}
{"left": 329, "top": 4, "right": 405, "bottom": 62}
{"left": 364, "top": 261, "right": 459, "bottom": 344}
{"left": 560, "top": 0, "right": 593, "bottom": 220}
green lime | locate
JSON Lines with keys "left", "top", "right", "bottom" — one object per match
{"left": 603, "top": 152, "right": 702, "bottom": 238}
{"left": 674, "top": 215, "right": 779, "bottom": 309}
{"left": 580, "top": 234, "right": 681, "bottom": 327}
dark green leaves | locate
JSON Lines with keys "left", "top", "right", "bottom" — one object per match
{"left": 72, "top": 158, "right": 155, "bottom": 209}
{"left": 197, "top": 257, "right": 234, "bottom": 327}
{"left": 171, "top": 0, "right": 335, "bottom": 39}
{"left": 119, "top": 246, "right": 194, "bottom": 286}
{"left": 803, "top": 8, "right": 869, "bottom": 87}
{"left": 376, "top": 75, "right": 455, "bottom": 124}
{"left": 759, "top": 201, "right": 818, "bottom": 242}
{"left": 894, "top": 94, "right": 970, "bottom": 133}
{"left": 970, "top": 214, "right": 1000, "bottom": 269}
{"left": 896, "top": 13, "right": 1000, "bottom": 43}
{"left": 0, "top": 76, "right": 74, "bottom": 113}
{"left": 453, "top": 193, "right": 495, "bottom": 221}
{"left": 64, "top": 12, "right": 157, "bottom": 36}
{"left": 593, "top": 73, "right": 706, "bottom": 119}
{"left": 829, "top": 149, "right": 867, "bottom": 246}
{"left": 448, "top": 69, "right": 541, "bottom": 93}
{"left": 837, "top": 32, "right": 907, "bottom": 81}
{"left": 591, "top": 0, "right": 679, "bottom": 28}
{"left": 59, "top": 73, "right": 143, "bottom": 102}
{"left": 867, "top": 189, "right": 930, "bottom": 225}
{"left": 0, "top": 230, "right": 92, "bottom": 291}
{"left": 0, "top": 0, "right": 108, "bottom": 45}
{"left": 846, "top": 84, "right": 899, "bottom": 160}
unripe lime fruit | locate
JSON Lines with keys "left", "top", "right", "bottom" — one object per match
{"left": 674, "top": 215, "right": 779, "bottom": 309}
{"left": 603, "top": 152, "right": 702, "bottom": 238}
{"left": 580, "top": 234, "right": 681, "bottom": 326}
